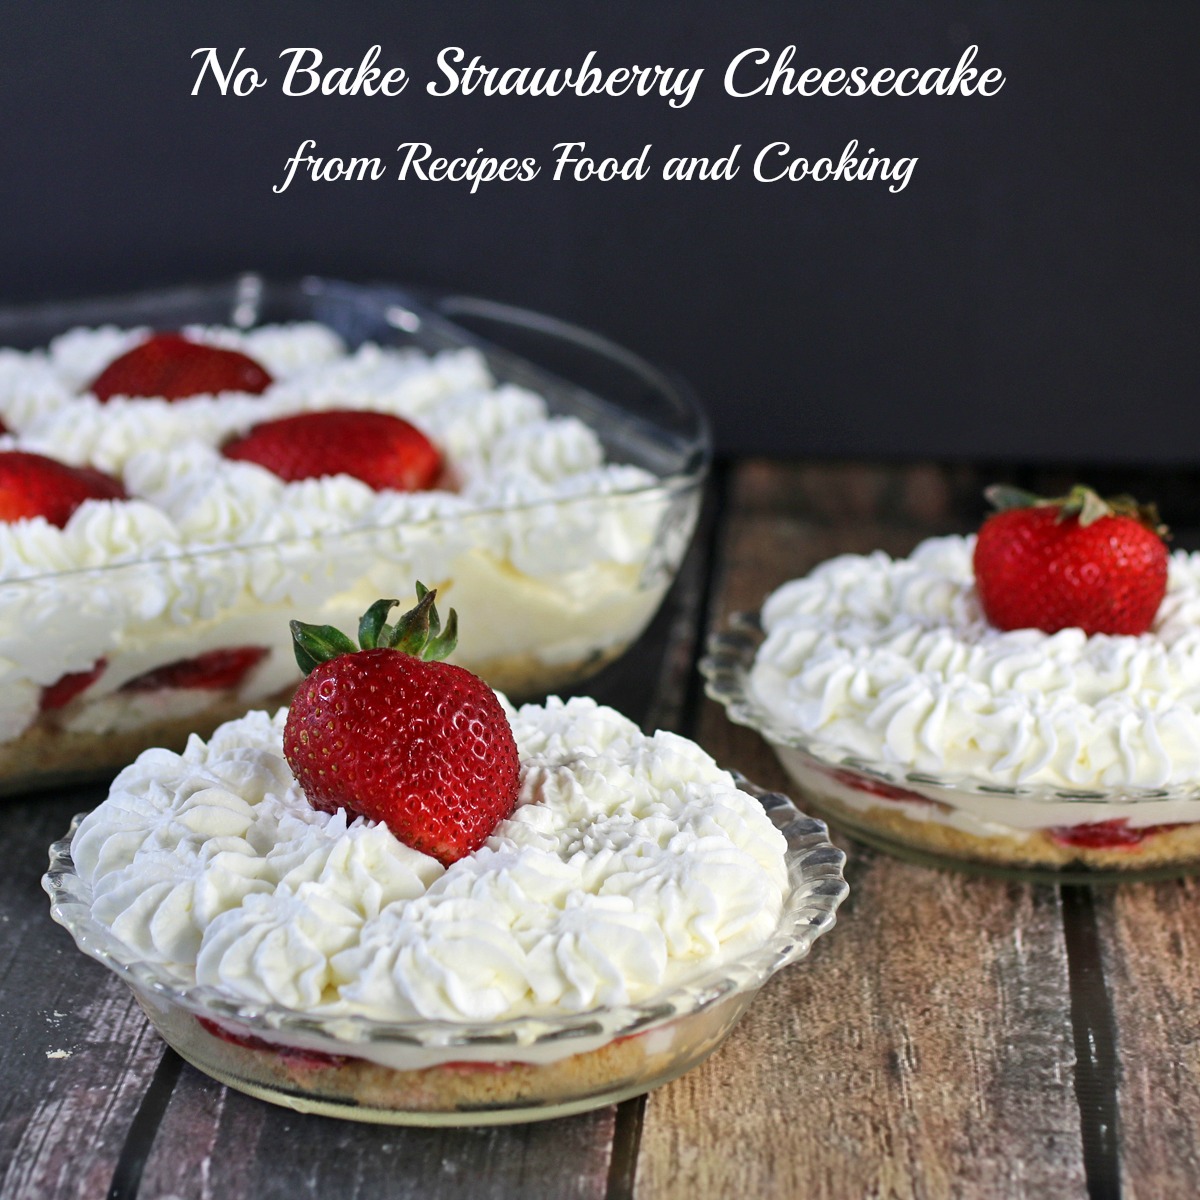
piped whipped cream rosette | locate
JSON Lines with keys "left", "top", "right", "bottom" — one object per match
{"left": 737, "top": 492, "right": 1200, "bottom": 872}
{"left": 0, "top": 323, "right": 682, "bottom": 781}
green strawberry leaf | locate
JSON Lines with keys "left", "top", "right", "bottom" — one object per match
{"left": 390, "top": 588, "right": 435, "bottom": 655}
{"left": 984, "top": 484, "right": 1042, "bottom": 513}
{"left": 420, "top": 606, "right": 459, "bottom": 661}
{"left": 358, "top": 598, "right": 399, "bottom": 649}
{"left": 290, "top": 621, "right": 358, "bottom": 675}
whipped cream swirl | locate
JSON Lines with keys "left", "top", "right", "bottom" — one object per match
{"left": 72, "top": 698, "right": 788, "bottom": 1022}
{"left": 750, "top": 535, "right": 1200, "bottom": 790}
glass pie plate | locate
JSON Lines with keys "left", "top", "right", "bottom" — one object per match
{"left": 43, "top": 777, "right": 846, "bottom": 1126}
{"left": 0, "top": 277, "right": 709, "bottom": 795}
{"left": 702, "top": 612, "right": 1200, "bottom": 883}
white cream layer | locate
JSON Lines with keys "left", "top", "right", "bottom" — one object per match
{"left": 750, "top": 535, "right": 1200, "bottom": 794}
{"left": 71, "top": 697, "right": 789, "bottom": 1025}
{"left": 0, "top": 325, "right": 672, "bottom": 741}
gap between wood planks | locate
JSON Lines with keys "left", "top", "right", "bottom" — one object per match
{"left": 106, "top": 1049, "right": 184, "bottom": 1200}
{"left": 1062, "top": 888, "right": 1121, "bottom": 1200}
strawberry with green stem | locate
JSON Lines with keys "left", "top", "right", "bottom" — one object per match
{"left": 973, "top": 484, "right": 1169, "bottom": 636}
{"left": 283, "top": 585, "right": 520, "bottom": 866}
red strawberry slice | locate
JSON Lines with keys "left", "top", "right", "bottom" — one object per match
{"left": 197, "top": 1017, "right": 350, "bottom": 1069}
{"left": 120, "top": 646, "right": 268, "bottom": 693}
{"left": 0, "top": 450, "right": 127, "bottom": 528}
{"left": 221, "top": 410, "right": 442, "bottom": 492}
{"left": 40, "top": 659, "right": 107, "bottom": 710}
{"left": 89, "top": 333, "right": 273, "bottom": 402}
{"left": 283, "top": 587, "right": 520, "bottom": 866}
{"left": 973, "top": 484, "right": 1169, "bottom": 636}
{"left": 1049, "top": 818, "right": 1182, "bottom": 850}
{"left": 825, "top": 766, "right": 936, "bottom": 806}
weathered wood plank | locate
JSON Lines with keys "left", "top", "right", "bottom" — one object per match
{"left": 1096, "top": 879, "right": 1200, "bottom": 1200}
{"left": 0, "top": 790, "right": 168, "bottom": 1200}
{"left": 635, "top": 461, "right": 1087, "bottom": 1200}
{"left": 138, "top": 1068, "right": 618, "bottom": 1200}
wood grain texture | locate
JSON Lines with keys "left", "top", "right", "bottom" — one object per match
{"left": 138, "top": 1067, "right": 618, "bottom": 1200}
{"left": 1097, "top": 879, "right": 1200, "bottom": 1200}
{"left": 635, "top": 461, "right": 1087, "bottom": 1200}
{"left": 0, "top": 790, "right": 167, "bottom": 1200}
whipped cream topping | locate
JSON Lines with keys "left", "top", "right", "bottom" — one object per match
{"left": 750, "top": 535, "right": 1200, "bottom": 792}
{"left": 2, "top": 324, "right": 658, "bottom": 570}
{"left": 71, "top": 697, "right": 789, "bottom": 1023}
{"left": 0, "top": 325, "right": 674, "bottom": 741}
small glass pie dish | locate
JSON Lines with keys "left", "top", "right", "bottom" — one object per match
{"left": 702, "top": 613, "right": 1200, "bottom": 882}
{"left": 0, "top": 278, "right": 709, "bottom": 795}
{"left": 44, "top": 776, "right": 846, "bottom": 1126}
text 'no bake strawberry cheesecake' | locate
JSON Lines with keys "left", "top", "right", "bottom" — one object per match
{"left": 739, "top": 486, "right": 1200, "bottom": 871}
{"left": 0, "top": 323, "right": 692, "bottom": 790}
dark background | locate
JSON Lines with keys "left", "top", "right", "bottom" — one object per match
{"left": 0, "top": 1, "right": 1195, "bottom": 460}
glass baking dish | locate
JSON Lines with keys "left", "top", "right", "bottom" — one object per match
{"left": 703, "top": 612, "right": 1200, "bottom": 883}
{"left": 44, "top": 777, "right": 846, "bottom": 1126}
{"left": 0, "top": 277, "right": 709, "bottom": 794}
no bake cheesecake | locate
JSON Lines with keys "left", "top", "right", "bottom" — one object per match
{"left": 708, "top": 488, "right": 1200, "bottom": 874}
{"left": 54, "top": 692, "right": 826, "bottom": 1120}
{"left": 0, "top": 318, "right": 697, "bottom": 790}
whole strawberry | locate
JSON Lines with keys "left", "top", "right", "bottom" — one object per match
{"left": 0, "top": 450, "right": 127, "bottom": 527}
{"left": 221, "top": 410, "right": 442, "bottom": 492}
{"left": 283, "top": 586, "right": 519, "bottom": 865}
{"left": 89, "top": 333, "right": 273, "bottom": 402}
{"left": 973, "top": 484, "right": 1169, "bottom": 636}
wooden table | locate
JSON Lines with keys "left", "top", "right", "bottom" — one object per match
{"left": 3, "top": 461, "right": 1198, "bottom": 1200}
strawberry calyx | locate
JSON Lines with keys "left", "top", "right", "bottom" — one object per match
{"left": 985, "top": 483, "right": 1169, "bottom": 540}
{"left": 289, "top": 584, "right": 458, "bottom": 676}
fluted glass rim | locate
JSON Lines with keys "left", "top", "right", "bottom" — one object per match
{"left": 44, "top": 774, "right": 847, "bottom": 1052}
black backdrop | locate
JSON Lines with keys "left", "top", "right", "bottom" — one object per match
{"left": 1, "top": 1, "right": 1195, "bottom": 460}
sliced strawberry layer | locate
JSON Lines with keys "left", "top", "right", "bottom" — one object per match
{"left": 90, "top": 333, "right": 273, "bottom": 402}
{"left": 437, "top": 1060, "right": 515, "bottom": 1074}
{"left": 825, "top": 766, "right": 936, "bottom": 806}
{"left": 40, "top": 659, "right": 107, "bottom": 710}
{"left": 197, "top": 1017, "right": 349, "bottom": 1069}
{"left": 1049, "top": 818, "right": 1184, "bottom": 850}
{"left": 121, "top": 646, "right": 269, "bottom": 693}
